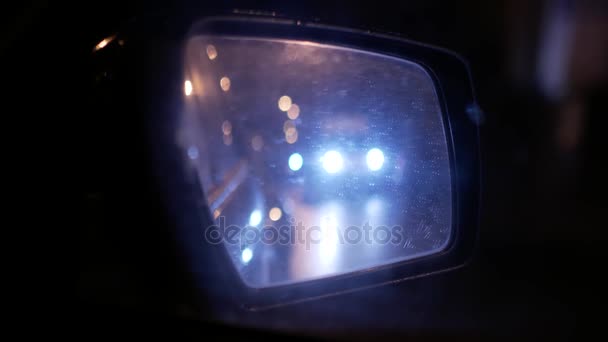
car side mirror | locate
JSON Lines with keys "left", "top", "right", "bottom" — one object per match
{"left": 103, "top": 14, "right": 480, "bottom": 310}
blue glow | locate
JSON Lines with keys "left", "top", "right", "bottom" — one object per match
{"left": 187, "top": 146, "right": 199, "bottom": 160}
{"left": 322, "top": 150, "right": 344, "bottom": 174}
{"left": 241, "top": 248, "right": 253, "bottom": 264}
{"left": 288, "top": 153, "right": 303, "bottom": 171}
{"left": 366, "top": 148, "right": 385, "bottom": 171}
{"left": 249, "top": 209, "right": 262, "bottom": 227}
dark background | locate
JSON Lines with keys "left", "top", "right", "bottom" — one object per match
{"left": 7, "top": 0, "right": 607, "bottom": 339}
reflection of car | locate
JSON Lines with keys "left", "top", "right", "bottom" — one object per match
{"left": 294, "top": 148, "right": 395, "bottom": 204}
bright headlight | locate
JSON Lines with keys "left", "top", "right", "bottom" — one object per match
{"left": 321, "top": 150, "right": 344, "bottom": 174}
{"left": 366, "top": 148, "right": 385, "bottom": 171}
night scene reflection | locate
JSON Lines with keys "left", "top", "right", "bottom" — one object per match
{"left": 180, "top": 37, "right": 452, "bottom": 288}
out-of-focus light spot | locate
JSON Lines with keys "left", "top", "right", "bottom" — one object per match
{"left": 187, "top": 146, "right": 199, "bottom": 160}
{"left": 283, "top": 120, "right": 295, "bottom": 133}
{"left": 278, "top": 95, "right": 292, "bottom": 112}
{"left": 285, "top": 129, "right": 298, "bottom": 144}
{"left": 206, "top": 44, "right": 217, "bottom": 60}
{"left": 269, "top": 207, "right": 282, "bottom": 221}
{"left": 213, "top": 209, "right": 221, "bottom": 219}
{"left": 249, "top": 210, "right": 262, "bottom": 226}
{"left": 222, "top": 120, "right": 232, "bottom": 135}
{"left": 251, "top": 135, "right": 264, "bottom": 151}
{"left": 366, "top": 148, "right": 385, "bottom": 171}
{"left": 118, "top": 39, "right": 125, "bottom": 46}
{"left": 184, "top": 80, "right": 193, "bottom": 96}
{"left": 288, "top": 153, "right": 303, "bottom": 171}
{"left": 94, "top": 35, "right": 115, "bottom": 51}
{"left": 285, "top": 127, "right": 297, "bottom": 136}
{"left": 223, "top": 134, "right": 233, "bottom": 146}
{"left": 220, "top": 76, "right": 231, "bottom": 91}
{"left": 284, "top": 121, "right": 298, "bottom": 143}
{"left": 241, "top": 248, "right": 253, "bottom": 264}
{"left": 287, "top": 104, "right": 300, "bottom": 120}
{"left": 322, "top": 150, "right": 343, "bottom": 174}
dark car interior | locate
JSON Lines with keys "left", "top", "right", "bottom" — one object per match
{"left": 7, "top": 0, "right": 607, "bottom": 339}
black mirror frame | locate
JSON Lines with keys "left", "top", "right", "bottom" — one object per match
{"left": 148, "top": 15, "right": 480, "bottom": 311}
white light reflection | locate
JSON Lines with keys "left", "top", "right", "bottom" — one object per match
{"left": 187, "top": 146, "right": 199, "bottom": 160}
{"left": 319, "top": 215, "right": 339, "bottom": 261}
{"left": 321, "top": 150, "right": 343, "bottom": 174}
{"left": 241, "top": 248, "right": 253, "bottom": 264}
{"left": 288, "top": 153, "right": 303, "bottom": 171}
{"left": 366, "top": 148, "right": 385, "bottom": 171}
{"left": 220, "top": 76, "right": 231, "bottom": 91}
{"left": 249, "top": 210, "right": 262, "bottom": 227}
{"left": 289, "top": 201, "right": 343, "bottom": 282}
{"left": 94, "top": 35, "right": 116, "bottom": 51}
{"left": 221, "top": 120, "right": 232, "bottom": 135}
{"left": 206, "top": 44, "right": 217, "bottom": 60}
{"left": 184, "top": 80, "right": 193, "bottom": 96}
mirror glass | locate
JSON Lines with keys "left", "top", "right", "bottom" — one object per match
{"left": 180, "top": 36, "right": 452, "bottom": 288}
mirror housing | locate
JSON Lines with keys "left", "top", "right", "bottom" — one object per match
{"left": 97, "top": 14, "right": 480, "bottom": 311}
